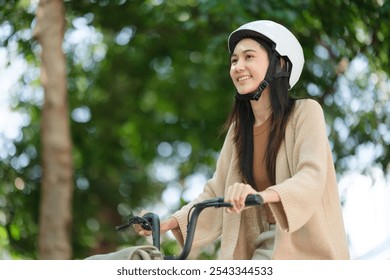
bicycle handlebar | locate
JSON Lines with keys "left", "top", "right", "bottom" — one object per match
{"left": 116, "top": 194, "right": 263, "bottom": 260}
{"left": 174, "top": 194, "right": 263, "bottom": 260}
{"left": 193, "top": 194, "right": 264, "bottom": 209}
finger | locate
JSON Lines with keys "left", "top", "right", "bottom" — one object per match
{"left": 139, "top": 230, "right": 152, "bottom": 236}
{"left": 225, "top": 183, "right": 253, "bottom": 212}
{"left": 238, "top": 194, "right": 248, "bottom": 210}
{"left": 232, "top": 198, "right": 245, "bottom": 213}
{"left": 232, "top": 197, "right": 242, "bottom": 212}
{"left": 133, "top": 224, "right": 142, "bottom": 233}
{"left": 226, "top": 187, "right": 240, "bottom": 212}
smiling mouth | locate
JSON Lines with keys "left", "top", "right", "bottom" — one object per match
{"left": 237, "top": 75, "right": 252, "bottom": 82}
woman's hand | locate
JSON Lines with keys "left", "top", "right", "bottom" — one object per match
{"left": 225, "top": 183, "right": 258, "bottom": 213}
{"left": 225, "top": 183, "right": 281, "bottom": 214}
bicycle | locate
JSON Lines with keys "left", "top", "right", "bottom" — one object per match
{"left": 115, "top": 194, "right": 263, "bottom": 260}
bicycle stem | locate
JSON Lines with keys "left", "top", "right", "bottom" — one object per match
{"left": 175, "top": 205, "right": 203, "bottom": 260}
{"left": 142, "top": 213, "right": 161, "bottom": 250}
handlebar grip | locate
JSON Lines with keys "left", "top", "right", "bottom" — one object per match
{"left": 245, "top": 194, "right": 264, "bottom": 206}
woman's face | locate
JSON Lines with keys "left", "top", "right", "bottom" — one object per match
{"left": 230, "top": 38, "right": 269, "bottom": 95}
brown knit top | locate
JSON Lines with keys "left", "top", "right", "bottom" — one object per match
{"left": 253, "top": 116, "right": 276, "bottom": 224}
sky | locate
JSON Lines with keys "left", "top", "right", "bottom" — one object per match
{"left": 340, "top": 169, "right": 390, "bottom": 259}
{"left": 0, "top": 48, "right": 25, "bottom": 134}
{"left": 0, "top": 48, "right": 28, "bottom": 160}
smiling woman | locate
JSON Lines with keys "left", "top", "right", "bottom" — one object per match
{"left": 132, "top": 20, "right": 350, "bottom": 260}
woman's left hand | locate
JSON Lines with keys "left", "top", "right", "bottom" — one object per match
{"left": 225, "top": 183, "right": 258, "bottom": 213}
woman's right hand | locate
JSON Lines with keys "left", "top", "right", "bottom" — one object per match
{"left": 225, "top": 183, "right": 258, "bottom": 213}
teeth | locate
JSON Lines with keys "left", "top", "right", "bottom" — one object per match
{"left": 237, "top": 75, "right": 251, "bottom": 81}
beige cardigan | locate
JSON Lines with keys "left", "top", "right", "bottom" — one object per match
{"left": 171, "top": 99, "right": 350, "bottom": 260}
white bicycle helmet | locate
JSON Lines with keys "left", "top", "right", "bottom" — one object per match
{"left": 228, "top": 20, "right": 304, "bottom": 91}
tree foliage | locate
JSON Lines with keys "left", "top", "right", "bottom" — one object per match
{"left": 0, "top": 0, "right": 389, "bottom": 259}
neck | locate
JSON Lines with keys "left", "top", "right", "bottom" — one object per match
{"left": 250, "top": 89, "right": 272, "bottom": 126}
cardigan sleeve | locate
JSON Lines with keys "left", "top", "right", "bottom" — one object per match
{"left": 171, "top": 125, "right": 235, "bottom": 248}
{"left": 268, "top": 99, "right": 332, "bottom": 232}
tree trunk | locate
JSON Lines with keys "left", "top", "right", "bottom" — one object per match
{"left": 34, "top": 0, "right": 74, "bottom": 259}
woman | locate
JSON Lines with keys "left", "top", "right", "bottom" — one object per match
{"left": 139, "top": 20, "right": 350, "bottom": 260}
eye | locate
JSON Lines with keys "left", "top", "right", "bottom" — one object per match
{"left": 245, "top": 54, "right": 254, "bottom": 60}
{"left": 230, "top": 57, "right": 238, "bottom": 65}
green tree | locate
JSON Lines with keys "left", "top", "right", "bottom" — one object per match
{"left": 0, "top": 0, "right": 389, "bottom": 259}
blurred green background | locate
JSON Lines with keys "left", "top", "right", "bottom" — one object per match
{"left": 0, "top": 0, "right": 389, "bottom": 259}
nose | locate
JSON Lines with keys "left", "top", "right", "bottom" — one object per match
{"left": 232, "top": 59, "right": 245, "bottom": 72}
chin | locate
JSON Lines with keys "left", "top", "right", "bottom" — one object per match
{"left": 236, "top": 86, "right": 257, "bottom": 95}
{"left": 237, "top": 90, "right": 254, "bottom": 95}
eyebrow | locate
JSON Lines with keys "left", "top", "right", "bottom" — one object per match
{"left": 231, "top": 49, "right": 257, "bottom": 57}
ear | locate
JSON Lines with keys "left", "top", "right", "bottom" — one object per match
{"left": 278, "top": 57, "right": 285, "bottom": 71}
{"left": 277, "top": 56, "right": 291, "bottom": 72}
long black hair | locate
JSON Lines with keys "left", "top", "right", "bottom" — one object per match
{"left": 225, "top": 37, "right": 296, "bottom": 186}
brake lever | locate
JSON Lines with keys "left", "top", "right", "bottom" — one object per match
{"left": 115, "top": 214, "right": 151, "bottom": 231}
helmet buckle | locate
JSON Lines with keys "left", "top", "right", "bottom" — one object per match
{"left": 258, "top": 80, "right": 269, "bottom": 91}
